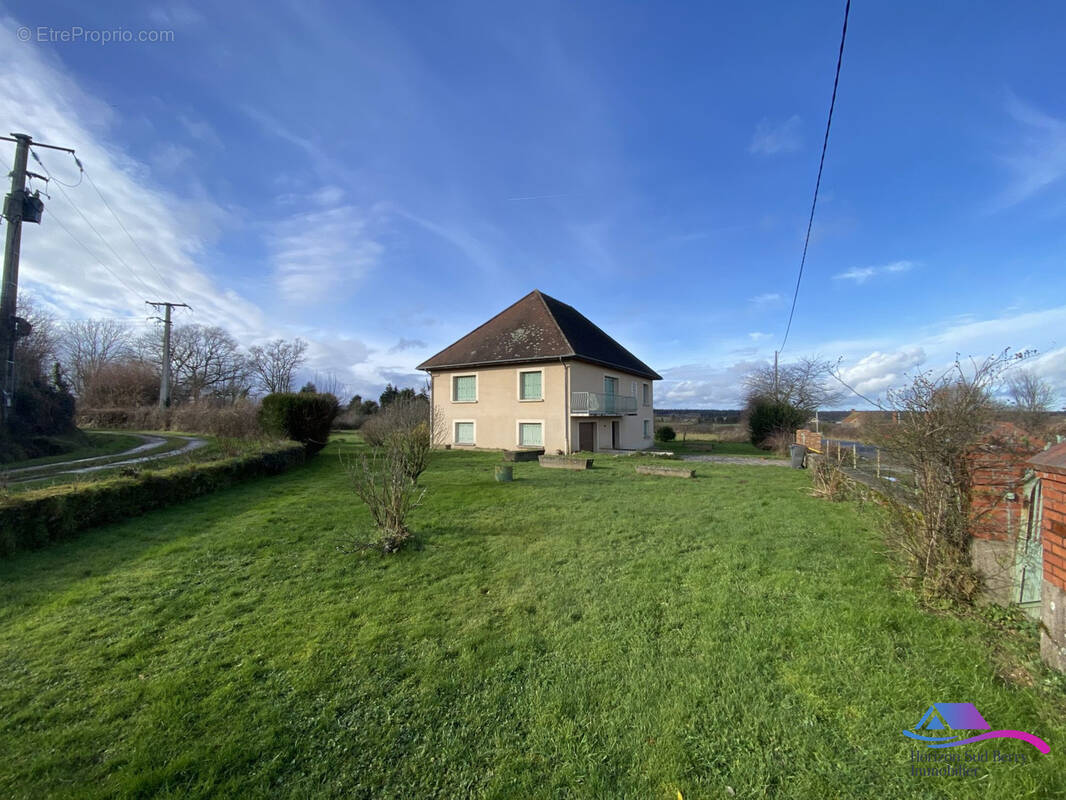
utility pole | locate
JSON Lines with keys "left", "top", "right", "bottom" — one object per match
{"left": 1, "top": 133, "right": 71, "bottom": 427}
{"left": 773, "top": 350, "right": 779, "bottom": 398}
{"left": 146, "top": 301, "right": 190, "bottom": 408}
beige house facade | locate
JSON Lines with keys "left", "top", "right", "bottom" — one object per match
{"left": 419, "top": 291, "right": 660, "bottom": 454}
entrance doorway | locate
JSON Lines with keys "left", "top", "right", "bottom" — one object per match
{"left": 578, "top": 422, "right": 595, "bottom": 452}
{"left": 611, "top": 421, "right": 620, "bottom": 449}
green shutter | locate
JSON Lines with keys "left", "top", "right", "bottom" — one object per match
{"left": 520, "top": 371, "right": 542, "bottom": 400}
{"left": 453, "top": 375, "right": 476, "bottom": 402}
{"left": 455, "top": 422, "right": 474, "bottom": 444}
{"left": 519, "top": 423, "right": 542, "bottom": 446}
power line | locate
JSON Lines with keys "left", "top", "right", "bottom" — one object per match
{"left": 42, "top": 201, "right": 147, "bottom": 299}
{"left": 30, "top": 149, "right": 157, "bottom": 298}
{"left": 779, "top": 0, "right": 851, "bottom": 355}
{"left": 75, "top": 155, "right": 181, "bottom": 297}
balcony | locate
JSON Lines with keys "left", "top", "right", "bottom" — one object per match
{"left": 571, "top": 391, "right": 637, "bottom": 416}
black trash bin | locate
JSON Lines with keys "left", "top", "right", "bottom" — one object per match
{"left": 789, "top": 444, "right": 807, "bottom": 469}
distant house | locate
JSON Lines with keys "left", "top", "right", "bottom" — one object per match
{"left": 417, "top": 290, "right": 661, "bottom": 453}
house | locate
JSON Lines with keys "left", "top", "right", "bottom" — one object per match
{"left": 417, "top": 290, "right": 661, "bottom": 453}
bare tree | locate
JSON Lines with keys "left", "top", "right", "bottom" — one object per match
{"left": 13, "top": 296, "right": 59, "bottom": 387}
{"left": 743, "top": 356, "right": 844, "bottom": 413}
{"left": 247, "top": 338, "right": 308, "bottom": 395}
{"left": 60, "top": 319, "right": 133, "bottom": 395}
{"left": 139, "top": 324, "right": 250, "bottom": 403}
{"left": 875, "top": 352, "right": 1018, "bottom": 604}
{"left": 1006, "top": 369, "right": 1055, "bottom": 433}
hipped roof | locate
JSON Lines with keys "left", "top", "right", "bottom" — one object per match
{"left": 417, "top": 290, "right": 661, "bottom": 380}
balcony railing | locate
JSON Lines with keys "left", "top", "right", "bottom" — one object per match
{"left": 571, "top": 391, "right": 637, "bottom": 415}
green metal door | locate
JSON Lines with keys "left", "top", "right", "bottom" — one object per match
{"left": 1014, "top": 478, "right": 1043, "bottom": 614}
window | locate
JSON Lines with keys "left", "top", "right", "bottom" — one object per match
{"left": 643, "top": 419, "right": 651, "bottom": 439}
{"left": 454, "top": 421, "right": 475, "bottom": 445}
{"left": 642, "top": 383, "right": 650, "bottom": 406}
{"left": 518, "top": 422, "right": 543, "bottom": 447}
{"left": 519, "top": 370, "right": 543, "bottom": 400}
{"left": 604, "top": 376, "right": 618, "bottom": 395}
{"left": 452, "top": 374, "right": 477, "bottom": 402}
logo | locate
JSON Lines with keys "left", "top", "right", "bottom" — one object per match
{"left": 903, "top": 702, "right": 1049, "bottom": 753}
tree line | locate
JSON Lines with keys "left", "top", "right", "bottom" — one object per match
{"left": 13, "top": 297, "right": 422, "bottom": 415}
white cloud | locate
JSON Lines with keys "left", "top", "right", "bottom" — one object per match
{"left": 269, "top": 204, "right": 384, "bottom": 303}
{"left": 749, "top": 292, "right": 782, "bottom": 307}
{"left": 995, "top": 93, "right": 1066, "bottom": 210}
{"left": 748, "top": 331, "right": 771, "bottom": 341}
{"left": 748, "top": 115, "right": 802, "bottom": 155}
{"left": 837, "top": 348, "right": 927, "bottom": 399}
{"left": 834, "top": 260, "right": 914, "bottom": 284}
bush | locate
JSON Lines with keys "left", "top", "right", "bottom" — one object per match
{"left": 654, "top": 425, "right": 677, "bottom": 442}
{"left": 258, "top": 392, "right": 339, "bottom": 453}
{"left": 0, "top": 442, "right": 306, "bottom": 557}
{"left": 746, "top": 398, "right": 808, "bottom": 449}
{"left": 76, "top": 406, "right": 169, "bottom": 430}
{"left": 171, "top": 401, "right": 261, "bottom": 438}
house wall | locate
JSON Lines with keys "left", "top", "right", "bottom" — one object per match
{"left": 567, "top": 361, "right": 654, "bottom": 452}
{"left": 430, "top": 362, "right": 569, "bottom": 452}
{"left": 428, "top": 359, "right": 656, "bottom": 453}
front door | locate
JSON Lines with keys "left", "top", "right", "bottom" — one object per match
{"left": 578, "top": 422, "right": 595, "bottom": 452}
{"left": 611, "top": 420, "right": 620, "bottom": 449}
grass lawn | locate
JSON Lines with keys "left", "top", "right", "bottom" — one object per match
{"left": 659, "top": 437, "right": 783, "bottom": 458}
{"left": 1, "top": 433, "right": 1064, "bottom": 798}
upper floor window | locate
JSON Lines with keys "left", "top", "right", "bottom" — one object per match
{"left": 642, "top": 383, "right": 651, "bottom": 406}
{"left": 452, "top": 374, "right": 477, "bottom": 402}
{"left": 519, "top": 370, "right": 543, "bottom": 401}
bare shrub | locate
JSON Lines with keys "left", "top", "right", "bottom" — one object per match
{"left": 810, "top": 449, "right": 850, "bottom": 501}
{"left": 80, "top": 360, "right": 159, "bottom": 408}
{"left": 344, "top": 442, "right": 426, "bottom": 553}
{"left": 874, "top": 352, "right": 1018, "bottom": 604}
{"left": 765, "top": 430, "right": 795, "bottom": 456}
{"left": 359, "top": 397, "right": 445, "bottom": 483}
{"left": 171, "top": 400, "right": 262, "bottom": 438}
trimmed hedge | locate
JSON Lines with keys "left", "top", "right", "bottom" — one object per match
{"left": 0, "top": 442, "right": 306, "bottom": 558}
{"left": 259, "top": 393, "right": 339, "bottom": 454}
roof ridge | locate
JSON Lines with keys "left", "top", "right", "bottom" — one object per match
{"left": 532, "top": 289, "right": 577, "bottom": 358}
{"left": 416, "top": 290, "right": 544, "bottom": 368}
{"left": 539, "top": 291, "right": 660, "bottom": 379}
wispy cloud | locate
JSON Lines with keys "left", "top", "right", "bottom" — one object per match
{"left": 995, "top": 92, "right": 1066, "bottom": 210}
{"left": 749, "top": 292, "right": 783, "bottom": 307}
{"left": 748, "top": 115, "right": 802, "bottom": 155}
{"left": 269, "top": 204, "right": 384, "bottom": 303}
{"left": 388, "top": 337, "right": 426, "bottom": 353}
{"left": 833, "top": 260, "right": 914, "bottom": 284}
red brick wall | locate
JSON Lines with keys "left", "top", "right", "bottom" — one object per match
{"left": 795, "top": 429, "right": 822, "bottom": 451}
{"left": 967, "top": 424, "right": 1044, "bottom": 541}
{"left": 1036, "top": 469, "right": 1066, "bottom": 592}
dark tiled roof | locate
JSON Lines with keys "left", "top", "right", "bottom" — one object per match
{"left": 417, "top": 290, "right": 661, "bottom": 380}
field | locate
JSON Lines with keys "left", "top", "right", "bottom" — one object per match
{"left": 1, "top": 433, "right": 1064, "bottom": 798}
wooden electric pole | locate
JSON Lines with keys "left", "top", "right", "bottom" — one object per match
{"left": 1, "top": 133, "right": 73, "bottom": 427}
{"left": 146, "top": 301, "right": 190, "bottom": 408}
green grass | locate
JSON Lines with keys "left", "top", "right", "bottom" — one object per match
{"left": 1, "top": 433, "right": 1064, "bottom": 798}
{"left": 658, "top": 437, "right": 782, "bottom": 458}
{"left": 0, "top": 430, "right": 144, "bottom": 470}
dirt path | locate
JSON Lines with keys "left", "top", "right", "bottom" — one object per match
{"left": 3, "top": 434, "right": 208, "bottom": 484}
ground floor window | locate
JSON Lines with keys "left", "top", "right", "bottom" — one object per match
{"left": 518, "top": 422, "right": 543, "bottom": 447}
{"left": 643, "top": 419, "right": 651, "bottom": 438}
{"left": 454, "top": 421, "right": 475, "bottom": 445}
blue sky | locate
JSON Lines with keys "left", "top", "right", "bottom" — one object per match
{"left": 3, "top": 1, "right": 1066, "bottom": 407}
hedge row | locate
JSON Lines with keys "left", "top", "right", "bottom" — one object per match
{"left": 0, "top": 441, "right": 307, "bottom": 558}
